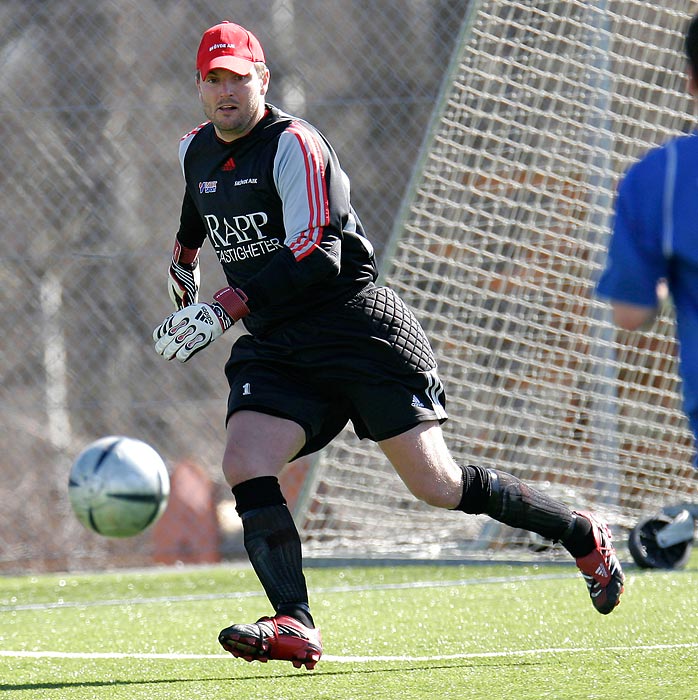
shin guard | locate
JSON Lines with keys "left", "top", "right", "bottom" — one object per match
{"left": 455, "top": 465, "right": 574, "bottom": 542}
{"left": 233, "top": 477, "right": 309, "bottom": 615}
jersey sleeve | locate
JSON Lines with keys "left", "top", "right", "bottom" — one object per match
{"left": 174, "top": 127, "right": 209, "bottom": 250}
{"left": 596, "top": 157, "right": 668, "bottom": 307}
{"left": 175, "top": 187, "right": 208, "bottom": 250}
{"left": 238, "top": 122, "right": 347, "bottom": 310}
{"left": 273, "top": 123, "right": 341, "bottom": 258}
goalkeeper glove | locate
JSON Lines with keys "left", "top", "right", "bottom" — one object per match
{"left": 168, "top": 240, "right": 201, "bottom": 310}
{"left": 153, "top": 287, "right": 249, "bottom": 362}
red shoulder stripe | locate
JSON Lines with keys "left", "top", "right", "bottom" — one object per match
{"left": 285, "top": 122, "right": 330, "bottom": 261}
{"left": 180, "top": 121, "right": 210, "bottom": 142}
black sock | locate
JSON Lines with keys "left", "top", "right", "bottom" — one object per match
{"left": 454, "top": 465, "right": 575, "bottom": 542}
{"left": 232, "top": 476, "right": 314, "bottom": 628}
{"left": 559, "top": 513, "right": 594, "bottom": 558}
{"left": 277, "top": 602, "right": 315, "bottom": 628}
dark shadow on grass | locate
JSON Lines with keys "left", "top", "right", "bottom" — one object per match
{"left": 0, "top": 679, "right": 236, "bottom": 692}
{"left": 0, "top": 659, "right": 543, "bottom": 692}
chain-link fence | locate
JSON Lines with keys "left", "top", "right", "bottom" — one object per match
{"left": 0, "top": 0, "right": 467, "bottom": 572}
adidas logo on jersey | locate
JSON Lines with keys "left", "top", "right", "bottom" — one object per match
{"left": 411, "top": 395, "right": 425, "bottom": 408}
{"left": 222, "top": 157, "right": 236, "bottom": 171}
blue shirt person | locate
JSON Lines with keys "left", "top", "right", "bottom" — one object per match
{"left": 597, "top": 15, "right": 698, "bottom": 465}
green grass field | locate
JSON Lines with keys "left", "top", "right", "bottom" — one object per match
{"left": 2, "top": 554, "right": 698, "bottom": 699}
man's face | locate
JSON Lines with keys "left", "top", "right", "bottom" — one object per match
{"left": 197, "top": 66, "right": 269, "bottom": 142}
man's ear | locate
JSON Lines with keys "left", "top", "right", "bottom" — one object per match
{"left": 196, "top": 72, "right": 203, "bottom": 100}
{"left": 260, "top": 67, "right": 270, "bottom": 96}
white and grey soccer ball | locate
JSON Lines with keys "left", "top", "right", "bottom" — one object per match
{"left": 68, "top": 436, "right": 170, "bottom": 538}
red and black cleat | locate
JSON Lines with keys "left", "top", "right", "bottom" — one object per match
{"left": 574, "top": 511, "right": 625, "bottom": 614}
{"left": 218, "top": 614, "right": 323, "bottom": 670}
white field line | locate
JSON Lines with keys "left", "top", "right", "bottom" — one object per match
{"left": 0, "top": 572, "right": 576, "bottom": 612}
{"left": 2, "top": 573, "right": 696, "bottom": 664}
{"left": 2, "top": 643, "right": 698, "bottom": 664}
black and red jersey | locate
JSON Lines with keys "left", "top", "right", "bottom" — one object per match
{"left": 176, "top": 104, "right": 378, "bottom": 336}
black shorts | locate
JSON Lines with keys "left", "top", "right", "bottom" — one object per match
{"left": 224, "top": 285, "right": 448, "bottom": 459}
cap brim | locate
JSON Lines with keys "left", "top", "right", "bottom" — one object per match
{"left": 199, "top": 56, "right": 255, "bottom": 79}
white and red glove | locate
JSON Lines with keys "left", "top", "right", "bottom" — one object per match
{"left": 168, "top": 240, "right": 201, "bottom": 310}
{"left": 153, "top": 287, "right": 249, "bottom": 362}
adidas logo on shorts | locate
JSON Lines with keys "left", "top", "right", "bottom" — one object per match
{"left": 411, "top": 395, "right": 425, "bottom": 408}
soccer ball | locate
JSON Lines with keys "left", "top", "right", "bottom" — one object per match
{"left": 68, "top": 436, "right": 170, "bottom": 538}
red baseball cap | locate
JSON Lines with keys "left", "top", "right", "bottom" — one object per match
{"left": 196, "top": 21, "right": 265, "bottom": 79}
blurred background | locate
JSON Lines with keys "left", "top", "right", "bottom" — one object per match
{"left": 3, "top": 1, "right": 698, "bottom": 573}
{"left": 0, "top": 0, "right": 466, "bottom": 571}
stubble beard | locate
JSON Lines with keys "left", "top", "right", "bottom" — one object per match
{"left": 210, "top": 97, "right": 263, "bottom": 143}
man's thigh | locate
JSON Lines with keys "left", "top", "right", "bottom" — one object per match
{"left": 225, "top": 360, "right": 351, "bottom": 460}
{"left": 223, "top": 410, "right": 307, "bottom": 487}
{"left": 378, "top": 421, "right": 462, "bottom": 509}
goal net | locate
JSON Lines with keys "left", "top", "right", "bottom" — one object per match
{"left": 295, "top": 1, "right": 698, "bottom": 560}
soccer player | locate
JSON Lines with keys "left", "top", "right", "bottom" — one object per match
{"left": 597, "top": 14, "right": 698, "bottom": 467}
{"left": 153, "top": 21, "right": 624, "bottom": 671}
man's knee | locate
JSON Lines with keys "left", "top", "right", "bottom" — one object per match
{"left": 222, "top": 411, "right": 304, "bottom": 487}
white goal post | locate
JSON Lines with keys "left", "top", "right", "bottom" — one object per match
{"left": 294, "top": 1, "right": 698, "bottom": 561}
